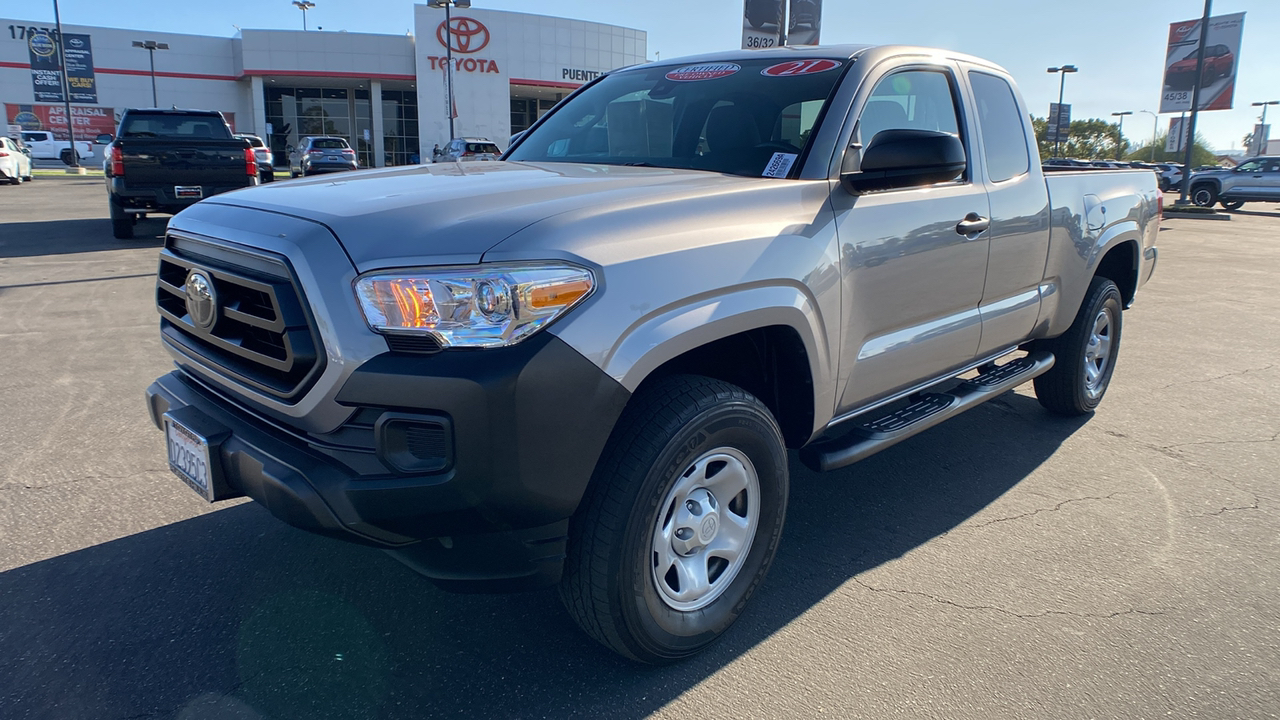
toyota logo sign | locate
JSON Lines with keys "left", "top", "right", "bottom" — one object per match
{"left": 437, "top": 17, "right": 490, "bottom": 54}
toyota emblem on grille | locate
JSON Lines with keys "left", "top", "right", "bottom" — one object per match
{"left": 184, "top": 270, "right": 218, "bottom": 329}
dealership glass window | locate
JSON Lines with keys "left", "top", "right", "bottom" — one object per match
{"left": 265, "top": 85, "right": 372, "bottom": 167}
{"left": 381, "top": 90, "right": 419, "bottom": 166}
{"left": 968, "top": 71, "right": 1030, "bottom": 183}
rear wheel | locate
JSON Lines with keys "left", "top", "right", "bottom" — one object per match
{"left": 109, "top": 202, "right": 134, "bottom": 240}
{"left": 1221, "top": 199, "right": 1244, "bottom": 211}
{"left": 560, "top": 375, "right": 789, "bottom": 663}
{"left": 8, "top": 173, "right": 20, "bottom": 185}
{"left": 1033, "top": 276, "right": 1123, "bottom": 416}
{"left": 1190, "top": 184, "right": 1218, "bottom": 208}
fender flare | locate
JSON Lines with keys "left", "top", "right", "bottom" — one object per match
{"left": 603, "top": 283, "right": 836, "bottom": 434}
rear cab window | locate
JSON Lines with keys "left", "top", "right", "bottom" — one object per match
{"left": 967, "top": 71, "right": 1030, "bottom": 183}
{"left": 120, "top": 113, "right": 232, "bottom": 140}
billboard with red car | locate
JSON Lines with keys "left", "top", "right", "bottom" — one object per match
{"left": 1159, "top": 12, "right": 1245, "bottom": 114}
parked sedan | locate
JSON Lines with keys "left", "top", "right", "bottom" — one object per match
{"left": 289, "top": 136, "right": 358, "bottom": 177}
{"left": 0, "top": 136, "right": 34, "bottom": 184}
{"left": 236, "top": 134, "right": 275, "bottom": 183}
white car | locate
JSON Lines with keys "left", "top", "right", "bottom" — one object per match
{"left": 236, "top": 133, "right": 275, "bottom": 183}
{"left": 0, "top": 136, "right": 34, "bottom": 184}
{"left": 19, "top": 130, "right": 94, "bottom": 164}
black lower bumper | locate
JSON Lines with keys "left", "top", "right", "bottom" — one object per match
{"left": 145, "top": 332, "right": 630, "bottom": 592}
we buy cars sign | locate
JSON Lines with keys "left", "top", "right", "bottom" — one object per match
{"left": 1159, "top": 12, "right": 1245, "bottom": 113}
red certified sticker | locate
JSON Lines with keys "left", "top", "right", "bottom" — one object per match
{"left": 665, "top": 63, "right": 741, "bottom": 82}
{"left": 762, "top": 59, "right": 843, "bottom": 77}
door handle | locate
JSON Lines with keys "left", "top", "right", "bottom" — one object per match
{"left": 956, "top": 212, "right": 990, "bottom": 237}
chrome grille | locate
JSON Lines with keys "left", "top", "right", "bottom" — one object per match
{"left": 156, "top": 234, "right": 324, "bottom": 402}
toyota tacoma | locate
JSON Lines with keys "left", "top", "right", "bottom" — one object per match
{"left": 145, "top": 45, "right": 1159, "bottom": 663}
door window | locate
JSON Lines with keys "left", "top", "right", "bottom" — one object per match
{"left": 968, "top": 71, "right": 1030, "bottom": 183}
{"left": 857, "top": 69, "right": 961, "bottom": 146}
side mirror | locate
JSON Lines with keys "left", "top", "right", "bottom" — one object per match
{"left": 841, "top": 129, "right": 966, "bottom": 193}
{"left": 95, "top": 133, "right": 114, "bottom": 144}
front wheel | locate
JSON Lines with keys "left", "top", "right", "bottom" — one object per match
{"left": 1191, "top": 184, "right": 1218, "bottom": 207}
{"left": 1033, "top": 276, "right": 1123, "bottom": 416}
{"left": 559, "top": 375, "right": 789, "bottom": 663}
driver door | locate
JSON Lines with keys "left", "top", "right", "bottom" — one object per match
{"left": 830, "top": 64, "right": 991, "bottom": 415}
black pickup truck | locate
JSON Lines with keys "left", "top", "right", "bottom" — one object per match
{"left": 100, "top": 109, "right": 257, "bottom": 239}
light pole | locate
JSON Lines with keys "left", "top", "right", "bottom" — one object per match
{"left": 52, "top": 0, "right": 78, "bottom": 168}
{"left": 1137, "top": 110, "right": 1158, "bottom": 161}
{"left": 1047, "top": 65, "right": 1078, "bottom": 157}
{"left": 131, "top": 40, "right": 170, "bottom": 107}
{"left": 1111, "top": 111, "right": 1132, "bottom": 160}
{"left": 1251, "top": 101, "right": 1278, "bottom": 156}
{"left": 428, "top": 0, "right": 471, "bottom": 143}
{"left": 292, "top": 1, "right": 315, "bottom": 31}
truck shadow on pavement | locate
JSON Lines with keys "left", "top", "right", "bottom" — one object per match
{"left": 0, "top": 218, "right": 166, "bottom": 258}
{"left": 0, "top": 393, "right": 1087, "bottom": 720}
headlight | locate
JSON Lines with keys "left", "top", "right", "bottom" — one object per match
{"left": 354, "top": 264, "right": 595, "bottom": 348}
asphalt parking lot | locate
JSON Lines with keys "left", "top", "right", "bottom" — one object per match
{"left": 1, "top": 179, "right": 1277, "bottom": 720}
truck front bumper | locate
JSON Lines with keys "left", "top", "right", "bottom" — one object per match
{"left": 145, "top": 332, "right": 630, "bottom": 592}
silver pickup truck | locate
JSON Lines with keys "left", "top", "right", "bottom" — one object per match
{"left": 145, "top": 45, "right": 1159, "bottom": 663}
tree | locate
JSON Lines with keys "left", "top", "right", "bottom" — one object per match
{"left": 1032, "top": 117, "right": 1127, "bottom": 160}
{"left": 1124, "top": 133, "right": 1216, "bottom": 167}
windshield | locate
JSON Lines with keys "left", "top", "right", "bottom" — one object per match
{"left": 506, "top": 57, "right": 847, "bottom": 177}
{"left": 120, "top": 113, "right": 231, "bottom": 139}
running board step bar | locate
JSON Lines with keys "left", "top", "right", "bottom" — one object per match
{"left": 799, "top": 351, "right": 1055, "bottom": 473}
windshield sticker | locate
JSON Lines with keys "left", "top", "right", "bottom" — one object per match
{"left": 761, "top": 59, "right": 843, "bottom": 77}
{"left": 665, "top": 63, "right": 741, "bottom": 82}
{"left": 762, "top": 152, "right": 798, "bottom": 178}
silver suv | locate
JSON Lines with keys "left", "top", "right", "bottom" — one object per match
{"left": 1188, "top": 156, "right": 1280, "bottom": 210}
{"left": 441, "top": 137, "right": 501, "bottom": 162}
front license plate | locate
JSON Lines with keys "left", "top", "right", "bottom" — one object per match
{"left": 165, "top": 415, "right": 214, "bottom": 501}
{"left": 175, "top": 185, "right": 203, "bottom": 199}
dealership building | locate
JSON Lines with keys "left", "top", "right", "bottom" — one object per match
{"left": 1, "top": 6, "right": 647, "bottom": 166}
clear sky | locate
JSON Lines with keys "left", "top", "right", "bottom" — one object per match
{"left": 26, "top": 0, "right": 1280, "bottom": 153}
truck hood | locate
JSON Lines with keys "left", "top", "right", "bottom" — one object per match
{"left": 201, "top": 161, "right": 768, "bottom": 271}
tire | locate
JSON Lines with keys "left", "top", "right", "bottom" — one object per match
{"left": 1033, "top": 276, "right": 1123, "bottom": 416}
{"left": 8, "top": 174, "right": 20, "bottom": 185}
{"left": 109, "top": 202, "right": 134, "bottom": 240}
{"left": 744, "top": 0, "right": 777, "bottom": 29}
{"left": 559, "top": 375, "right": 789, "bottom": 664}
{"left": 1221, "top": 199, "right": 1244, "bottom": 211}
{"left": 1190, "top": 184, "right": 1218, "bottom": 208}
{"left": 261, "top": 171, "right": 275, "bottom": 183}
{"left": 60, "top": 148, "right": 74, "bottom": 166}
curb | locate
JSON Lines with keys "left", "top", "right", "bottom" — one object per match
{"left": 1163, "top": 210, "right": 1231, "bottom": 221}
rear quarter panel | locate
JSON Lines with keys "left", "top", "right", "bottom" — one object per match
{"left": 1039, "top": 169, "right": 1159, "bottom": 337}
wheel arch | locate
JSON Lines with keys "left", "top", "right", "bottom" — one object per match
{"left": 602, "top": 286, "right": 833, "bottom": 448}
{"left": 1093, "top": 236, "right": 1140, "bottom": 308}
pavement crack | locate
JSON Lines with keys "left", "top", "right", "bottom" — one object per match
{"left": 851, "top": 577, "right": 1167, "bottom": 620}
{"left": 1161, "top": 431, "right": 1279, "bottom": 451}
{"left": 1195, "top": 499, "right": 1261, "bottom": 517}
{"left": 966, "top": 492, "right": 1126, "bottom": 530}
{"left": 1158, "top": 363, "right": 1275, "bottom": 390}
